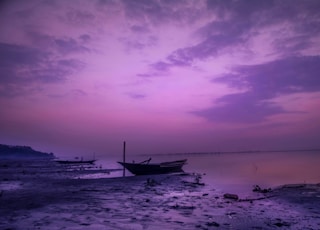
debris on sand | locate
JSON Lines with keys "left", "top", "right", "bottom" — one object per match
{"left": 253, "top": 185, "right": 272, "bottom": 193}
{"left": 223, "top": 193, "right": 239, "bottom": 200}
{"left": 1, "top": 160, "right": 320, "bottom": 230}
{"left": 206, "top": 221, "right": 220, "bottom": 227}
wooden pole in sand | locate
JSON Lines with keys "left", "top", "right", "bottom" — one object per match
{"left": 123, "top": 141, "right": 126, "bottom": 177}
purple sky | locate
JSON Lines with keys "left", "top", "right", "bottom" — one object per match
{"left": 1, "top": 0, "right": 320, "bottom": 157}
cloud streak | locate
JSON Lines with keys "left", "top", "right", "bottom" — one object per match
{"left": 0, "top": 42, "right": 84, "bottom": 97}
{"left": 192, "top": 56, "right": 320, "bottom": 123}
{"left": 142, "top": 0, "right": 320, "bottom": 73}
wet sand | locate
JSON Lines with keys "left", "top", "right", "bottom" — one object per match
{"left": 0, "top": 160, "right": 320, "bottom": 229}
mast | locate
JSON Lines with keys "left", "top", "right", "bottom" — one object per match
{"left": 123, "top": 141, "right": 126, "bottom": 177}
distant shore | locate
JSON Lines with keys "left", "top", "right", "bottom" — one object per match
{"left": 146, "top": 148, "right": 320, "bottom": 156}
{"left": 0, "top": 144, "right": 54, "bottom": 159}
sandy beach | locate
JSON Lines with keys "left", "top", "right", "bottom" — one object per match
{"left": 1, "top": 159, "right": 320, "bottom": 230}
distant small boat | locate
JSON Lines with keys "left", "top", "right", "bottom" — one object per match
{"left": 118, "top": 158, "right": 187, "bottom": 175}
{"left": 55, "top": 160, "right": 96, "bottom": 164}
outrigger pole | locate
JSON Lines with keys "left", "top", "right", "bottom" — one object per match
{"left": 123, "top": 141, "right": 126, "bottom": 177}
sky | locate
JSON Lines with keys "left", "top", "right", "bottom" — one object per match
{"left": 0, "top": 0, "right": 320, "bottom": 157}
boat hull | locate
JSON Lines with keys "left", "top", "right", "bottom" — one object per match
{"left": 118, "top": 159, "right": 187, "bottom": 175}
{"left": 55, "top": 160, "right": 96, "bottom": 164}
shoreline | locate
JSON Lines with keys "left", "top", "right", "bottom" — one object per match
{"left": 1, "top": 159, "right": 319, "bottom": 229}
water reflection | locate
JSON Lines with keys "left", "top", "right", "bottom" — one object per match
{"left": 183, "top": 151, "right": 320, "bottom": 195}
{"left": 95, "top": 151, "right": 320, "bottom": 195}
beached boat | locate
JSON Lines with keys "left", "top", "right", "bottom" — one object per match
{"left": 55, "top": 160, "right": 96, "bottom": 164}
{"left": 118, "top": 158, "right": 187, "bottom": 175}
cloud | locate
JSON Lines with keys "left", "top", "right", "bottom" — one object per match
{"left": 26, "top": 30, "right": 91, "bottom": 55}
{"left": 136, "top": 73, "right": 154, "bottom": 78}
{"left": 225, "top": 56, "right": 320, "bottom": 94}
{"left": 65, "top": 8, "right": 95, "bottom": 26}
{"left": 192, "top": 56, "right": 320, "bottom": 123}
{"left": 206, "top": 0, "right": 320, "bottom": 28}
{"left": 130, "top": 25, "right": 150, "bottom": 34}
{"left": 54, "top": 38, "right": 90, "bottom": 54}
{"left": 118, "top": 35, "right": 157, "bottom": 51}
{"left": 127, "top": 93, "right": 146, "bottom": 99}
{"left": 0, "top": 42, "right": 84, "bottom": 97}
{"left": 120, "top": 0, "right": 205, "bottom": 27}
{"left": 144, "top": 0, "right": 320, "bottom": 72}
{"left": 193, "top": 92, "right": 285, "bottom": 123}
{"left": 47, "top": 89, "right": 87, "bottom": 99}
{"left": 150, "top": 61, "right": 171, "bottom": 72}
{"left": 79, "top": 34, "right": 91, "bottom": 43}
{"left": 206, "top": 0, "right": 274, "bottom": 20}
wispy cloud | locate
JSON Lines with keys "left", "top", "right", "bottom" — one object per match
{"left": 192, "top": 56, "right": 320, "bottom": 123}
{"left": 54, "top": 38, "right": 90, "bottom": 54}
{"left": 0, "top": 42, "right": 84, "bottom": 97}
{"left": 127, "top": 93, "right": 146, "bottom": 99}
{"left": 142, "top": 0, "right": 320, "bottom": 73}
{"left": 120, "top": 0, "right": 205, "bottom": 27}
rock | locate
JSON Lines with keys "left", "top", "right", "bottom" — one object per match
{"left": 206, "top": 221, "right": 220, "bottom": 227}
{"left": 253, "top": 185, "right": 262, "bottom": 192}
{"left": 274, "top": 221, "right": 290, "bottom": 227}
{"left": 223, "top": 193, "right": 239, "bottom": 200}
{"left": 146, "top": 178, "right": 159, "bottom": 186}
{"left": 253, "top": 185, "right": 271, "bottom": 193}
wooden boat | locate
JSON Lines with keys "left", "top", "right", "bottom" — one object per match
{"left": 55, "top": 159, "right": 96, "bottom": 164}
{"left": 118, "top": 158, "right": 187, "bottom": 175}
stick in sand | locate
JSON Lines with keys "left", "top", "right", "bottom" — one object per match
{"left": 123, "top": 141, "right": 126, "bottom": 177}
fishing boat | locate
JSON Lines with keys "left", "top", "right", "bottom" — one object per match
{"left": 55, "top": 159, "right": 96, "bottom": 164}
{"left": 118, "top": 158, "right": 187, "bottom": 175}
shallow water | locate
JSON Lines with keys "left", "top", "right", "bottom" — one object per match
{"left": 182, "top": 151, "right": 320, "bottom": 195}
{"left": 95, "top": 150, "right": 320, "bottom": 195}
{"left": 0, "top": 181, "right": 22, "bottom": 191}
{"left": 1, "top": 152, "right": 319, "bottom": 229}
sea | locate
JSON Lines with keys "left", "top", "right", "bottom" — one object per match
{"left": 92, "top": 150, "right": 320, "bottom": 196}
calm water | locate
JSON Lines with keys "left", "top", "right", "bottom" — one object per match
{"left": 95, "top": 151, "right": 320, "bottom": 195}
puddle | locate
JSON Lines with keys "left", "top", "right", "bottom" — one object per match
{"left": 0, "top": 181, "right": 22, "bottom": 191}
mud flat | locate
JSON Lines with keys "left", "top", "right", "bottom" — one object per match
{"left": 0, "top": 160, "right": 319, "bottom": 229}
